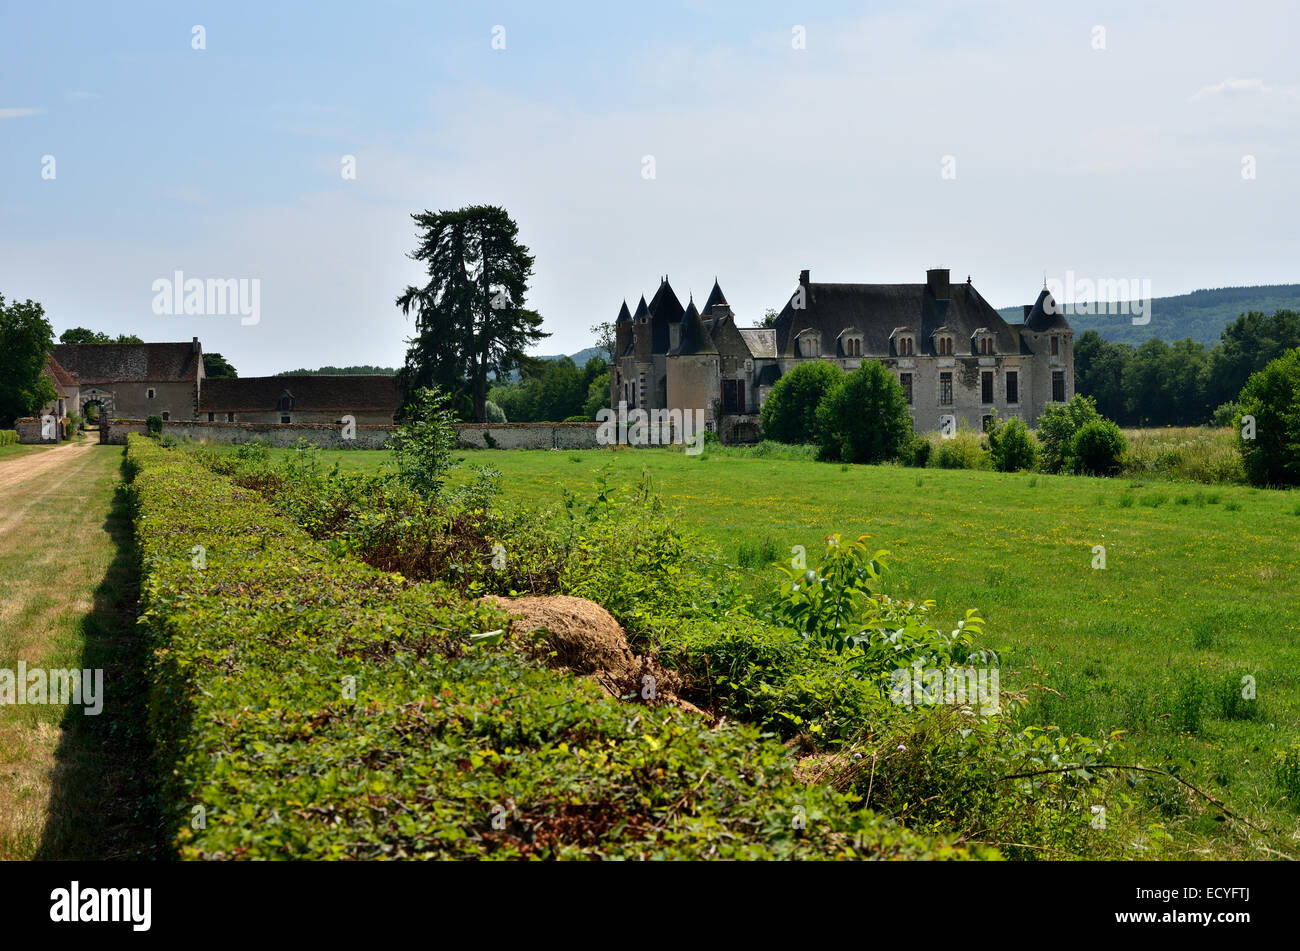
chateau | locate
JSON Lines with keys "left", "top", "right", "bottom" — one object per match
{"left": 610, "top": 267, "right": 1073, "bottom": 440}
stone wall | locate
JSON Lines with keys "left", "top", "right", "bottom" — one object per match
{"left": 452, "top": 422, "right": 601, "bottom": 450}
{"left": 101, "top": 418, "right": 393, "bottom": 448}
{"left": 14, "top": 417, "right": 59, "bottom": 444}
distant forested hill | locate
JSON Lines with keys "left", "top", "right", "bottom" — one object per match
{"left": 997, "top": 284, "right": 1300, "bottom": 345}
{"left": 276, "top": 365, "right": 397, "bottom": 376}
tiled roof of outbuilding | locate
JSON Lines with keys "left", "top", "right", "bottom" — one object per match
{"left": 199, "top": 376, "right": 402, "bottom": 414}
{"left": 52, "top": 342, "right": 203, "bottom": 384}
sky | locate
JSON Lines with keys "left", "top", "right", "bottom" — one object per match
{"left": 1, "top": 0, "right": 1297, "bottom": 376}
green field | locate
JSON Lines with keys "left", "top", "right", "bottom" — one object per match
{"left": 223, "top": 443, "right": 1300, "bottom": 854}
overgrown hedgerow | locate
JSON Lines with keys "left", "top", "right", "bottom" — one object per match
{"left": 129, "top": 435, "right": 977, "bottom": 859}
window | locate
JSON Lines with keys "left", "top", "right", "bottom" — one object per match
{"left": 898, "top": 336, "right": 914, "bottom": 356}
{"left": 937, "top": 336, "right": 953, "bottom": 356}
{"left": 1006, "top": 371, "right": 1019, "bottom": 405}
{"left": 982, "top": 415, "right": 994, "bottom": 433}
{"left": 799, "top": 333, "right": 821, "bottom": 357}
{"left": 900, "top": 373, "right": 913, "bottom": 405}
{"left": 281, "top": 415, "right": 292, "bottom": 424}
{"left": 208, "top": 412, "right": 215, "bottom": 422}
{"left": 1050, "top": 335, "right": 1060, "bottom": 356}
{"left": 161, "top": 412, "right": 170, "bottom": 421}
{"left": 1052, "top": 371, "right": 1066, "bottom": 402}
{"left": 939, "top": 372, "right": 953, "bottom": 406}
{"left": 722, "top": 379, "right": 746, "bottom": 414}
{"left": 226, "top": 412, "right": 235, "bottom": 422}
{"left": 278, "top": 394, "right": 294, "bottom": 412}
{"left": 147, "top": 388, "right": 155, "bottom": 399}
{"left": 979, "top": 336, "right": 994, "bottom": 355}
{"left": 981, "top": 371, "right": 994, "bottom": 404}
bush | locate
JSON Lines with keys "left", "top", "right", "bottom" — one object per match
{"left": 933, "top": 424, "right": 989, "bottom": 470}
{"left": 127, "top": 435, "right": 970, "bottom": 860}
{"left": 900, "top": 434, "right": 932, "bottom": 468}
{"left": 987, "top": 417, "right": 1038, "bottom": 472}
{"left": 0, "top": 429, "right": 17, "bottom": 446}
{"left": 1073, "top": 419, "right": 1126, "bottom": 476}
{"left": 1236, "top": 347, "right": 1300, "bottom": 486}
{"left": 484, "top": 400, "right": 507, "bottom": 423}
{"left": 1036, "top": 395, "right": 1101, "bottom": 474}
{"left": 146, "top": 414, "right": 163, "bottom": 435}
{"left": 561, "top": 414, "right": 587, "bottom": 423}
{"left": 388, "top": 387, "right": 458, "bottom": 496}
{"left": 1211, "top": 401, "right": 1238, "bottom": 428}
{"left": 759, "top": 360, "right": 843, "bottom": 443}
{"left": 813, "top": 361, "right": 912, "bottom": 464}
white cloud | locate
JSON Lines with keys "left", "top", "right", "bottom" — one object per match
{"left": 1189, "top": 77, "right": 1299, "bottom": 101}
{"left": 0, "top": 107, "right": 44, "bottom": 118}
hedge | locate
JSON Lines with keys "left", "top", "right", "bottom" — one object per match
{"left": 128, "top": 435, "right": 975, "bottom": 859}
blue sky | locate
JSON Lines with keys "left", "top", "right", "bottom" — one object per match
{"left": 2, "top": 1, "right": 1297, "bottom": 375}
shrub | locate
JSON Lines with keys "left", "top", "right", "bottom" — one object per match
{"left": 1072, "top": 419, "right": 1126, "bottom": 476}
{"left": 0, "top": 429, "right": 17, "bottom": 446}
{"left": 146, "top": 414, "right": 163, "bottom": 435}
{"left": 561, "top": 414, "right": 587, "bottom": 423}
{"left": 933, "top": 424, "right": 989, "bottom": 470}
{"left": 759, "top": 360, "right": 843, "bottom": 443}
{"left": 484, "top": 399, "right": 507, "bottom": 423}
{"left": 126, "top": 435, "right": 971, "bottom": 860}
{"left": 898, "top": 434, "right": 931, "bottom": 468}
{"left": 987, "top": 417, "right": 1038, "bottom": 472}
{"left": 1211, "top": 401, "right": 1238, "bottom": 428}
{"left": 388, "top": 386, "right": 459, "bottom": 496}
{"left": 1036, "top": 395, "right": 1101, "bottom": 474}
{"left": 813, "top": 361, "right": 912, "bottom": 464}
{"left": 1236, "top": 347, "right": 1300, "bottom": 486}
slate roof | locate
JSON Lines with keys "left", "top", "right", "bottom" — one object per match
{"left": 670, "top": 299, "right": 717, "bottom": 356}
{"left": 52, "top": 342, "right": 203, "bottom": 384}
{"left": 772, "top": 278, "right": 1032, "bottom": 358}
{"left": 199, "top": 376, "right": 402, "bottom": 415}
{"left": 645, "top": 278, "right": 684, "bottom": 354}
{"left": 700, "top": 279, "right": 728, "bottom": 318}
{"left": 738, "top": 328, "right": 776, "bottom": 358}
{"left": 615, "top": 300, "right": 631, "bottom": 324}
{"left": 1024, "top": 287, "right": 1071, "bottom": 332}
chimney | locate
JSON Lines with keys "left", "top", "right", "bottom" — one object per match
{"left": 1023, "top": 304, "right": 1033, "bottom": 320}
{"left": 669, "top": 322, "right": 681, "bottom": 352}
{"left": 799, "top": 269, "right": 810, "bottom": 286}
{"left": 192, "top": 336, "right": 200, "bottom": 353}
{"left": 926, "top": 268, "right": 950, "bottom": 300}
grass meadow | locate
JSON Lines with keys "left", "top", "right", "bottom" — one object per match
{"left": 231, "top": 439, "right": 1300, "bottom": 855}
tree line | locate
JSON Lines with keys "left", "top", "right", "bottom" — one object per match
{"left": 1075, "top": 309, "right": 1300, "bottom": 426}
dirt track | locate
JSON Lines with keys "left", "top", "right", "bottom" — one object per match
{"left": 0, "top": 442, "right": 103, "bottom": 536}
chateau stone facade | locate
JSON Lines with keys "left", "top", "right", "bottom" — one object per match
{"left": 610, "top": 268, "right": 1073, "bottom": 441}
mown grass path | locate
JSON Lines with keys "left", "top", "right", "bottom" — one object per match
{"left": 0, "top": 442, "right": 159, "bottom": 859}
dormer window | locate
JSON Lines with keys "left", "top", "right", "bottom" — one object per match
{"left": 796, "top": 329, "right": 822, "bottom": 357}
{"left": 891, "top": 328, "right": 915, "bottom": 357}
{"left": 974, "top": 330, "right": 996, "bottom": 355}
{"left": 936, "top": 335, "right": 954, "bottom": 356}
{"left": 278, "top": 394, "right": 295, "bottom": 412}
{"left": 838, "top": 330, "right": 862, "bottom": 357}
